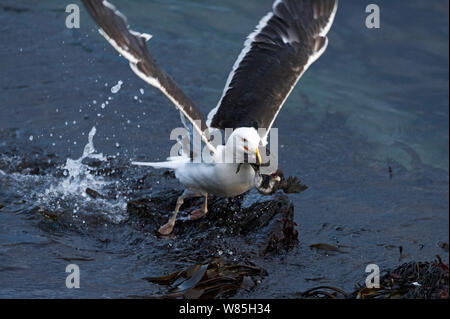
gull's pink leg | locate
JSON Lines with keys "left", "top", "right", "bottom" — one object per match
{"left": 159, "top": 192, "right": 187, "bottom": 235}
{"left": 189, "top": 194, "right": 208, "bottom": 221}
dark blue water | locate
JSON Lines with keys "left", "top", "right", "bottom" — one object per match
{"left": 0, "top": 0, "right": 448, "bottom": 298}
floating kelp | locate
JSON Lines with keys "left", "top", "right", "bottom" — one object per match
{"left": 350, "top": 256, "right": 449, "bottom": 299}
{"left": 309, "top": 243, "right": 348, "bottom": 254}
{"left": 85, "top": 187, "right": 105, "bottom": 199}
{"left": 295, "top": 286, "right": 349, "bottom": 299}
{"left": 292, "top": 257, "right": 449, "bottom": 299}
{"left": 143, "top": 257, "right": 267, "bottom": 299}
{"left": 438, "top": 241, "right": 449, "bottom": 253}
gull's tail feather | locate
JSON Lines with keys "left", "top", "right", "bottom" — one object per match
{"left": 132, "top": 156, "right": 190, "bottom": 170}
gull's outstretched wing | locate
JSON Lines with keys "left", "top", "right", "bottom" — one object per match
{"left": 82, "top": 0, "right": 216, "bottom": 153}
{"left": 207, "top": 0, "right": 338, "bottom": 144}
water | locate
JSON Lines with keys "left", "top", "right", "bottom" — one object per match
{"left": 110, "top": 81, "right": 123, "bottom": 94}
{"left": 0, "top": 0, "right": 448, "bottom": 298}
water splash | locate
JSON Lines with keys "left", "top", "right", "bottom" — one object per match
{"left": 54, "top": 126, "right": 107, "bottom": 197}
{"left": 40, "top": 126, "right": 126, "bottom": 223}
{"left": 110, "top": 80, "right": 123, "bottom": 94}
{"left": 0, "top": 126, "right": 127, "bottom": 223}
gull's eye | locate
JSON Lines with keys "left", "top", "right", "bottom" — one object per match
{"left": 242, "top": 138, "right": 247, "bottom": 143}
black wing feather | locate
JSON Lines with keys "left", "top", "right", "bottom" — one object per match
{"left": 82, "top": 0, "right": 210, "bottom": 135}
{"left": 210, "top": 0, "right": 337, "bottom": 133}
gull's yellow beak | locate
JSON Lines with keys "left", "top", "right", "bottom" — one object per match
{"left": 255, "top": 148, "right": 262, "bottom": 166}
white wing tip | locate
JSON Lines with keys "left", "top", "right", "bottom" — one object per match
{"left": 130, "top": 30, "right": 153, "bottom": 41}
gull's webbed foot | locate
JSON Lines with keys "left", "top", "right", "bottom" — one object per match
{"left": 189, "top": 208, "right": 207, "bottom": 221}
{"left": 158, "top": 220, "right": 175, "bottom": 235}
{"left": 189, "top": 194, "right": 208, "bottom": 221}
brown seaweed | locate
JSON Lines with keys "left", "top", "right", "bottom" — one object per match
{"left": 143, "top": 257, "right": 267, "bottom": 299}
{"left": 351, "top": 256, "right": 449, "bottom": 299}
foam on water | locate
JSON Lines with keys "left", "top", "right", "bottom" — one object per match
{"left": 39, "top": 126, "right": 127, "bottom": 223}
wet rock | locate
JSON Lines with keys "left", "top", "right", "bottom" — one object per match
{"left": 0, "top": 130, "right": 59, "bottom": 176}
{"left": 126, "top": 188, "right": 299, "bottom": 260}
{"left": 124, "top": 187, "right": 288, "bottom": 299}
{"left": 263, "top": 204, "right": 298, "bottom": 254}
{"left": 162, "top": 170, "right": 176, "bottom": 179}
{"left": 0, "top": 150, "right": 58, "bottom": 176}
{"left": 84, "top": 158, "right": 104, "bottom": 168}
{"left": 438, "top": 241, "right": 449, "bottom": 253}
{"left": 85, "top": 157, "right": 125, "bottom": 178}
{"left": 85, "top": 187, "right": 105, "bottom": 199}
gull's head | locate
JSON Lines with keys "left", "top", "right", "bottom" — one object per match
{"left": 226, "top": 127, "right": 262, "bottom": 165}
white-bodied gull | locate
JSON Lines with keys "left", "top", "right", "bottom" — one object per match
{"left": 82, "top": 0, "right": 338, "bottom": 234}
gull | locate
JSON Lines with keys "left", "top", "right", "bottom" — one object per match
{"left": 82, "top": 0, "right": 338, "bottom": 234}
